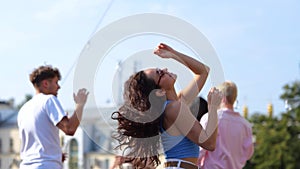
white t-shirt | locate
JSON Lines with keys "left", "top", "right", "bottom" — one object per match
{"left": 18, "top": 93, "right": 67, "bottom": 169}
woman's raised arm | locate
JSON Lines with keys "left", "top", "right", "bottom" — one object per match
{"left": 154, "top": 43, "right": 209, "bottom": 105}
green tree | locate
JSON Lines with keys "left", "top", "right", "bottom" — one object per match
{"left": 245, "top": 81, "right": 300, "bottom": 169}
{"left": 279, "top": 81, "right": 300, "bottom": 168}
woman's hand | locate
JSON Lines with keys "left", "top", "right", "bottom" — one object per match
{"left": 207, "top": 87, "right": 222, "bottom": 109}
{"left": 154, "top": 43, "right": 176, "bottom": 58}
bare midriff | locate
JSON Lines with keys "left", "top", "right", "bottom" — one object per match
{"left": 181, "top": 157, "right": 198, "bottom": 164}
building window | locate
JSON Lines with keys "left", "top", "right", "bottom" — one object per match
{"left": 105, "top": 159, "right": 109, "bottom": 169}
{"left": 9, "top": 138, "right": 14, "bottom": 153}
{"left": 0, "top": 139, "right": 2, "bottom": 153}
{"left": 94, "top": 159, "right": 102, "bottom": 168}
{"left": 68, "top": 139, "right": 78, "bottom": 169}
{"left": 61, "top": 136, "right": 64, "bottom": 147}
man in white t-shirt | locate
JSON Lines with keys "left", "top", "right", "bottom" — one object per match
{"left": 18, "top": 65, "right": 89, "bottom": 169}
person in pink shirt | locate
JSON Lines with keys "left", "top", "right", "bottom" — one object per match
{"left": 198, "top": 81, "right": 254, "bottom": 169}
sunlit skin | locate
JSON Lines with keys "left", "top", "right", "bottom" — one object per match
{"left": 143, "top": 43, "right": 222, "bottom": 165}
{"left": 46, "top": 77, "right": 60, "bottom": 96}
{"left": 144, "top": 68, "right": 177, "bottom": 91}
{"left": 36, "top": 76, "right": 60, "bottom": 97}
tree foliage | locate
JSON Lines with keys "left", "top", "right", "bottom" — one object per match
{"left": 244, "top": 81, "right": 300, "bottom": 169}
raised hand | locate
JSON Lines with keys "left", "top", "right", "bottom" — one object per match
{"left": 207, "top": 87, "right": 222, "bottom": 109}
{"left": 73, "top": 88, "right": 89, "bottom": 106}
{"left": 154, "top": 43, "right": 176, "bottom": 58}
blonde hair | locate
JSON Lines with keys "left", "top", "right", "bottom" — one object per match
{"left": 218, "top": 81, "right": 237, "bottom": 105}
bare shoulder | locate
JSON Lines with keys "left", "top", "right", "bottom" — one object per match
{"left": 164, "top": 100, "right": 181, "bottom": 121}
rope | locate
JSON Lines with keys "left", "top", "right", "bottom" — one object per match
{"left": 61, "top": 0, "right": 115, "bottom": 86}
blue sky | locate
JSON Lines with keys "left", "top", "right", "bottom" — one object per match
{"left": 1, "top": 0, "right": 299, "bottom": 116}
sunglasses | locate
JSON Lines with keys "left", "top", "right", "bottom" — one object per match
{"left": 156, "top": 68, "right": 165, "bottom": 86}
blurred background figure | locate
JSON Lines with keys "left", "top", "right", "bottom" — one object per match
{"left": 198, "top": 81, "right": 254, "bottom": 169}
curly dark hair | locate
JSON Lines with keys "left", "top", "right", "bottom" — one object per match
{"left": 29, "top": 65, "right": 61, "bottom": 87}
{"left": 111, "top": 71, "right": 166, "bottom": 168}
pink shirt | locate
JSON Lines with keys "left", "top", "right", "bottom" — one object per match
{"left": 198, "top": 108, "right": 254, "bottom": 169}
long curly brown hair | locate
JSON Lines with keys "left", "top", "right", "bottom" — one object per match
{"left": 111, "top": 70, "right": 166, "bottom": 168}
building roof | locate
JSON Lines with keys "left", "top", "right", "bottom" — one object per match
{"left": 0, "top": 104, "right": 118, "bottom": 129}
{"left": 0, "top": 107, "right": 18, "bottom": 127}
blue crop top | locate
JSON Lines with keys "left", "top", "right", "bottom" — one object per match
{"left": 160, "top": 100, "right": 199, "bottom": 159}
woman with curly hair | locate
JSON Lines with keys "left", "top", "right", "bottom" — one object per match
{"left": 111, "top": 43, "right": 222, "bottom": 169}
